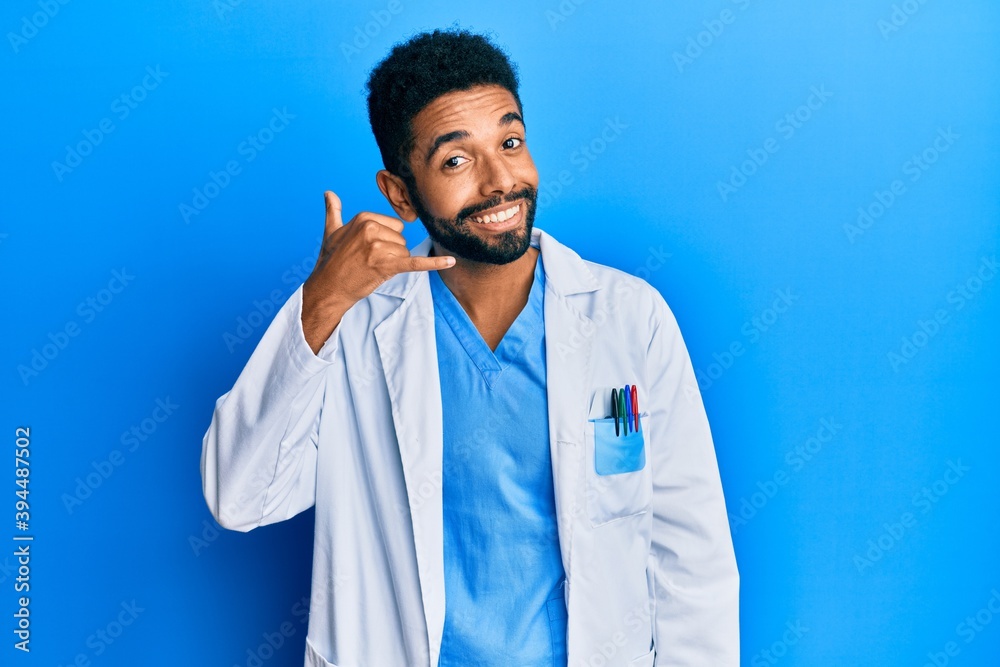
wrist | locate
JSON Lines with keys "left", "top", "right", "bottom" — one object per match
{"left": 302, "top": 279, "right": 353, "bottom": 318}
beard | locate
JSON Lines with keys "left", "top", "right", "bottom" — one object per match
{"left": 406, "top": 183, "right": 537, "bottom": 265}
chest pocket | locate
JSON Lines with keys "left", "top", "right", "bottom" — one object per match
{"left": 584, "top": 412, "right": 651, "bottom": 526}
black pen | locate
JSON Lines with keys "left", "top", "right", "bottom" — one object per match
{"left": 611, "top": 388, "right": 619, "bottom": 436}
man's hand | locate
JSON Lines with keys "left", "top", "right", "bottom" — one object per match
{"left": 301, "top": 190, "right": 455, "bottom": 354}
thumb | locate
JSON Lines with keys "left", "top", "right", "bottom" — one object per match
{"left": 324, "top": 190, "right": 344, "bottom": 233}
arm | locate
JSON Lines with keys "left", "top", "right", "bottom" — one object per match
{"left": 646, "top": 290, "right": 740, "bottom": 665}
{"left": 200, "top": 284, "right": 340, "bottom": 531}
{"left": 200, "top": 190, "right": 454, "bottom": 532}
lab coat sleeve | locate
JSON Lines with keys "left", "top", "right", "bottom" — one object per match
{"left": 645, "top": 289, "right": 740, "bottom": 665}
{"left": 200, "top": 284, "right": 340, "bottom": 532}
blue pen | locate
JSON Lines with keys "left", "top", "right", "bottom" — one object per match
{"left": 623, "top": 385, "right": 632, "bottom": 435}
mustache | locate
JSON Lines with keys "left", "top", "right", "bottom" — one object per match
{"left": 458, "top": 187, "right": 536, "bottom": 221}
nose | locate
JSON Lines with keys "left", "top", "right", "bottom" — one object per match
{"left": 477, "top": 151, "right": 516, "bottom": 200}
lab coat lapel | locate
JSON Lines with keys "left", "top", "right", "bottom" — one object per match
{"left": 537, "top": 229, "right": 601, "bottom": 582}
{"left": 372, "top": 238, "right": 446, "bottom": 664}
{"left": 371, "top": 227, "right": 600, "bottom": 664}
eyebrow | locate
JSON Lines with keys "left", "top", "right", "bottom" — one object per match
{"left": 424, "top": 111, "right": 524, "bottom": 166}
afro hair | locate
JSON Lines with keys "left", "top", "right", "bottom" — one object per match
{"left": 365, "top": 27, "right": 522, "bottom": 182}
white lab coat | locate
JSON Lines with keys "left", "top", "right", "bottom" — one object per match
{"left": 201, "top": 226, "right": 739, "bottom": 666}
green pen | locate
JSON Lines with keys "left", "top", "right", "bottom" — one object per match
{"left": 617, "top": 390, "right": 627, "bottom": 438}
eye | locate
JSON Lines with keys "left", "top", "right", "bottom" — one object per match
{"left": 443, "top": 155, "right": 469, "bottom": 170}
{"left": 503, "top": 136, "right": 523, "bottom": 150}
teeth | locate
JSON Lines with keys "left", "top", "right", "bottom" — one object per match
{"left": 473, "top": 203, "right": 520, "bottom": 224}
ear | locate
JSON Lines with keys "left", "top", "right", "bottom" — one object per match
{"left": 376, "top": 169, "right": 419, "bottom": 222}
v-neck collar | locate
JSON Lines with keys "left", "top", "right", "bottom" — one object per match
{"left": 429, "top": 248, "right": 544, "bottom": 389}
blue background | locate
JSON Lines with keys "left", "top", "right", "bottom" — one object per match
{"left": 5, "top": 1, "right": 998, "bottom": 665}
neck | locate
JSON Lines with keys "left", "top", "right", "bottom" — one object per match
{"left": 430, "top": 243, "right": 539, "bottom": 321}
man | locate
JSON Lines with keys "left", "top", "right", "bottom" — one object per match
{"left": 201, "top": 28, "right": 738, "bottom": 666}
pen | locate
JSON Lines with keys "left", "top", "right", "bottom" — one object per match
{"left": 617, "top": 390, "right": 627, "bottom": 438}
{"left": 611, "top": 388, "right": 619, "bottom": 436}
{"left": 623, "top": 385, "right": 632, "bottom": 435}
{"left": 631, "top": 385, "right": 639, "bottom": 431}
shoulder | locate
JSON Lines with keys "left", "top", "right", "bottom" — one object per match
{"left": 537, "top": 227, "right": 682, "bottom": 340}
{"left": 538, "top": 228, "right": 659, "bottom": 307}
{"left": 574, "top": 255, "right": 678, "bottom": 335}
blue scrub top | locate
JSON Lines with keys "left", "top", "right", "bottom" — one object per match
{"left": 429, "top": 246, "right": 568, "bottom": 666}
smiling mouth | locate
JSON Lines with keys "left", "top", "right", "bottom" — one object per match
{"left": 469, "top": 202, "right": 522, "bottom": 224}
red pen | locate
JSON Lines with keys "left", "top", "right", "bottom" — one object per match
{"left": 631, "top": 385, "right": 639, "bottom": 431}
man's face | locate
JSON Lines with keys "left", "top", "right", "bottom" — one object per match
{"left": 402, "top": 84, "right": 538, "bottom": 265}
